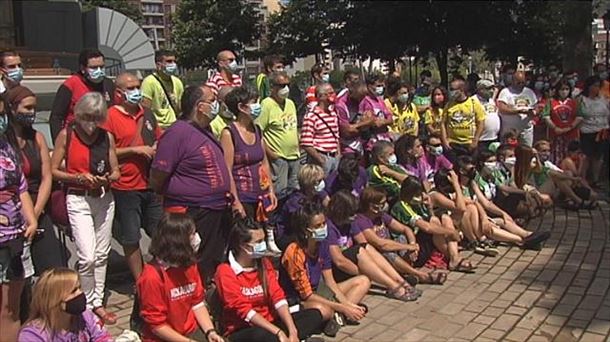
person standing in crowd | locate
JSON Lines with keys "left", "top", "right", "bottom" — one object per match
{"left": 497, "top": 71, "right": 538, "bottom": 147}
{"left": 498, "top": 64, "right": 516, "bottom": 91}
{"left": 542, "top": 79, "right": 580, "bottom": 163}
{"left": 255, "top": 55, "right": 284, "bottom": 100}
{"left": 49, "top": 48, "right": 114, "bottom": 141}
{"left": 474, "top": 79, "right": 501, "bottom": 152}
{"left": 301, "top": 83, "right": 341, "bottom": 175}
{"left": 441, "top": 78, "right": 486, "bottom": 160}
{"left": 102, "top": 72, "right": 162, "bottom": 286}
{"left": 413, "top": 70, "right": 433, "bottom": 116}
{"left": 150, "top": 85, "right": 232, "bottom": 283}
{"left": 0, "top": 95, "right": 37, "bottom": 341}
{"left": 305, "top": 64, "right": 331, "bottom": 110}
{"left": 210, "top": 86, "right": 237, "bottom": 139}
{"left": 577, "top": 76, "right": 610, "bottom": 188}
{"left": 424, "top": 86, "right": 447, "bottom": 136}
{"left": 208, "top": 50, "right": 243, "bottom": 92}
{"left": 51, "top": 92, "right": 120, "bottom": 324}
{"left": 18, "top": 268, "right": 112, "bottom": 342}
{"left": 141, "top": 50, "right": 184, "bottom": 130}
{"left": 335, "top": 80, "right": 374, "bottom": 155}
{"left": 0, "top": 50, "right": 24, "bottom": 93}
{"left": 593, "top": 63, "right": 610, "bottom": 98}
{"left": 221, "top": 86, "right": 280, "bottom": 254}
{"left": 360, "top": 73, "right": 394, "bottom": 151}
{"left": 257, "top": 72, "right": 300, "bottom": 200}
{"left": 138, "top": 213, "right": 223, "bottom": 342}
{"left": 385, "top": 80, "right": 420, "bottom": 139}
{"left": 216, "top": 217, "right": 324, "bottom": 342}
{"left": 337, "top": 70, "right": 360, "bottom": 99}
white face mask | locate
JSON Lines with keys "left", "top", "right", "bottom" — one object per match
{"left": 504, "top": 157, "right": 516, "bottom": 167}
{"left": 375, "top": 86, "right": 384, "bottom": 96}
{"left": 530, "top": 157, "right": 538, "bottom": 168}
{"left": 314, "top": 180, "right": 325, "bottom": 192}
{"left": 321, "top": 74, "right": 330, "bottom": 83}
{"left": 387, "top": 154, "right": 397, "bottom": 165}
{"left": 190, "top": 232, "right": 202, "bottom": 252}
{"left": 484, "top": 161, "right": 497, "bottom": 172}
{"left": 227, "top": 60, "right": 238, "bottom": 72}
{"left": 278, "top": 85, "right": 290, "bottom": 98}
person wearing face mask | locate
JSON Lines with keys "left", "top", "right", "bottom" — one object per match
{"left": 334, "top": 81, "right": 375, "bottom": 155}
{"left": 493, "top": 145, "right": 534, "bottom": 219}
{"left": 18, "top": 268, "right": 112, "bottom": 342}
{"left": 395, "top": 135, "right": 451, "bottom": 192}
{"left": 546, "top": 64, "right": 562, "bottom": 90}
{"left": 101, "top": 72, "right": 163, "bottom": 328}
{"left": 51, "top": 92, "right": 121, "bottom": 324}
{"left": 424, "top": 86, "right": 448, "bottom": 136}
{"left": 441, "top": 78, "right": 486, "bottom": 162}
{"left": 137, "top": 213, "right": 223, "bottom": 342}
{"left": 141, "top": 50, "right": 185, "bottom": 130}
{"left": 281, "top": 202, "right": 371, "bottom": 336}
{"left": 498, "top": 64, "right": 515, "bottom": 89}
{"left": 497, "top": 71, "right": 539, "bottom": 147}
{"left": 49, "top": 48, "right": 114, "bottom": 142}
{"left": 359, "top": 73, "right": 393, "bottom": 151}
{"left": 324, "top": 154, "right": 368, "bottom": 198}
{"left": 367, "top": 141, "right": 408, "bottom": 202}
{"left": 215, "top": 217, "right": 324, "bottom": 342}
{"left": 385, "top": 81, "right": 419, "bottom": 138}
{"left": 336, "top": 70, "right": 360, "bottom": 100}
{"left": 305, "top": 64, "right": 331, "bottom": 111}
{"left": 413, "top": 70, "right": 433, "bottom": 116}
{"left": 257, "top": 72, "right": 301, "bottom": 200}
{"left": 255, "top": 55, "right": 285, "bottom": 100}
{"left": 208, "top": 50, "right": 243, "bottom": 93}
{"left": 541, "top": 79, "right": 581, "bottom": 163}
{"left": 150, "top": 85, "right": 232, "bottom": 284}
{"left": 474, "top": 79, "right": 501, "bottom": 153}
{"left": 301, "top": 83, "right": 341, "bottom": 176}
{"left": 221, "top": 86, "right": 280, "bottom": 255}
{"left": 0, "top": 50, "right": 24, "bottom": 93}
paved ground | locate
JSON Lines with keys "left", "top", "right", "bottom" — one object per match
{"left": 103, "top": 203, "right": 610, "bottom": 342}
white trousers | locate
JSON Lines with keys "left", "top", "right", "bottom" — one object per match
{"left": 67, "top": 191, "right": 114, "bottom": 308}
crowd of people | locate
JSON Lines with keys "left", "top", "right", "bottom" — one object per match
{"left": 0, "top": 46, "right": 607, "bottom": 342}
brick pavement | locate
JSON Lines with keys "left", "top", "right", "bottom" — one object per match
{"left": 104, "top": 204, "right": 610, "bottom": 341}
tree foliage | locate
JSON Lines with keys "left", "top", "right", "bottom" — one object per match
{"left": 172, "top": 0, "right": 262, "bottom": 69}
{"left": 82, "top": 0, "right": 143, "bottom": 23}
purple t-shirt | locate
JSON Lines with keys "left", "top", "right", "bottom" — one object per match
{"left": 276, "top": 190, "right": 328, "bottom": 238}
{"left": 335, "top": 96, "right": 364, "bottom": 154}
{"left": 403, "top": 153, "right": 453, "bottom": 185}
{"left": 351, "top": 213, "right": 393, "bottom": 239}
{"left": 227, "top": 123, "right": 267, "bottom": 203}
{"left": 152, "top": 120, "right": 231, "bottom": 210}
{"left": 359, "top": 95, "right": 393, "bottom": 150}
{"left": 324, "top": 166, "right": 368, "bottom": 198}
{"left": 0, "top": 141, "right": 27, "bottom": 244}
{"left": 327, "top": 220, "right": 360, "bottom": 250}
{"left": 18, "top": 310, "right": 112, "bottom": 342}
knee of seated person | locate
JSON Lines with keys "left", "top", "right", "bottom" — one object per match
{"left": 353, "top": 274, "right": 371, "bottom": 289}
{"left": 309, "top": 302, "right": 334, "bottom": 320}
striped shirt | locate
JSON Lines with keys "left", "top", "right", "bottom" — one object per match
{"left": 300, "top": 106, "right": 340, "bottom": 153}
{"left": 206, "top": 71, "right": 242, "bottom": 92}
{"left": 305, "top": 85, "right": 318, "bottom": 111}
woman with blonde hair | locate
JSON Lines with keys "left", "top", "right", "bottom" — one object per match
{"left": 19, "top": 267, "right": 112, "bottom": 341}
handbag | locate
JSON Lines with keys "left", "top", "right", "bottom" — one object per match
{"left": 49, "top": 126, "right": 73, "bottom": 236}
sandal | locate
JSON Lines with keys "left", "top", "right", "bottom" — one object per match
{"left": 421, "top": 271, "right": 447, "bottom": 285}
{"left": 386, "top": 284, "right": 419, "bottom": 302}
{"left": 94, "top": 307, "right": 117, "bottom": 325}
{"left": 449, "top": 259, "right": 476, "bottom": 273}
{"left": 404, "top": 275, "right": 419, "bottom": 287}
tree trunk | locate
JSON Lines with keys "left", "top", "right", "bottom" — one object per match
{"left": 561, "top": 1, "right": 592, "bottom": 77}
{"left": 435, "top": 48, "right": 449, "bottom": 88}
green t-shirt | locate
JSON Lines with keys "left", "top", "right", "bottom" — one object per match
{"left": 255, "top": 73, "right": 270, "bottom": 99}
{"left": 256, "top": 97, "right": 300, "bottom": 160}
{"left": 474, "top": 173, "right": 496, "bottom": 200}
{"left": 391, "top": 200, "right": 430, "bottom": 235}
{"left": 367, "top": 164, "right": 406, "bottom": 200}
{"left": 531, "top": 165, "right": 551, "bottom": 188}
{"left": 141, "top": 72, "right": 184, "bottom": 129}
{"left": 413, "top": 94, "right": 431, "bottom": 107}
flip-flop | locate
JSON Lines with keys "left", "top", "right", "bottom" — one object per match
{"left": 449, "top": 259, "right": 476, "bottom": 273}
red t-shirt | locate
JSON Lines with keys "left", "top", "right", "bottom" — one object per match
{"left": 65, "top": 128, "right": 111, "bottom": 190}
{"left": 137, "top": 262, "right": 205, "bottom": 342}
{"left": 215, "top": 253, "right": 288, "bottom": 336}
{"left": 101, "top": 105, "right": 162, "bottom": 190}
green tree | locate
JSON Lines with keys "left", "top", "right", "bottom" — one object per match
{"left": 172, "top": 0, "right": 262, "bottom": 69}
{"left": 82, "top": 0, "right": 143, "bottom": 23}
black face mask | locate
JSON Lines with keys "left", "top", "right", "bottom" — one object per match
{"left": 63, "top": 292, "right": 86, "bottom": 315}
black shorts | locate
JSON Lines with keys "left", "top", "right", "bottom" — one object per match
{"left": 332, "top": 244, "right": 365, "bottom": 282}
{"left": 581, "top": 132, "right": 609, "bottom": 159}
{"left": 112, "top": 189, "right": 163, "bottom": 246}
{"left": 494, "top": 192, "right": 525, "bottom": 218}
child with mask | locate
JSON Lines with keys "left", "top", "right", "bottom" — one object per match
{"left": 216, "top": 218, "right": 323, "bottom": 342}
{"left": 280, "top": 202, "right": 370, "bottom": 336}
{"left": 367, "top": 141, "right": 408, "bottom": 203}
{"left": 493, "top": 144, "right": 535, "bottom": 219}
{"left": 137, "top": 213, "right": 222, "bottom": 342}
{"left": 19, "top": 268, "right": 112, "bottom": 342}
{"left": 385, "top": 81, "right": 420, "bottom": 139}
{"left": 542, "top": 79, "right": 581, "bottom": 163}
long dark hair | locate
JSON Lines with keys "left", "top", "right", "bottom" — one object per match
{"left": 395, "top": 134, "right": 419, "bottom": 166}
{"left": 399, "top": 177, "right": 424, "bottom": 202}
{"left": 327, "top": 190, "right": 359, "bottom": 226}
{"left": 0, "top": 96, "right": 21, "bottom": 164}
{"left": 335, "top": 154, "right": 360, "bottom": 192}
{"left": 149, "top": 213, "right": 198, "bottom": 267}
{"left": 227, "top": 217, "right": 269, "bottom": 297}
{"left": 293, "top": 201, "right": 325, "bottom": 245}
{"left": 430, "top": 86, "right": 448, "bottom": 110}
{"left": 552, "top": 78, "right": 572, "bottom": 100}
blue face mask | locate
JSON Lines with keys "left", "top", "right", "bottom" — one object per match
{"left": 0, "top": 114, "right": 8, "bottom": 135}
{"left": 249, "top": 103, "right": 262, "bottom": 118}
{"left": 164, "top": 63, "right": 178, "bottom": 75}
{"left": 246, "top": 241, "right": 267, "bottom": 259}
{"left": 321, "top": 74, "right": 330, "bottom": 83}
{"left": 310, "top": 224, "right": 328, "bottom": 241}
{"left": 124, "top": 88, "right": 142, "bottom": 105}
{"left": 207, "top": 100, "right": 220, "bottom": 119}
{"left": 6, "top": 67, "right": 23, "bottom": 83}
{"left": 87, "top": 67, "right": 105, "bottom": 83}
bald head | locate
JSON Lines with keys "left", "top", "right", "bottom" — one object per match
{"left": 217, "top": 50, "right": 237, "bottom": 72}
{"left": 115, "top": 72, "right": 139, "bottom": 89}
{"left": 512, "top": 71, "right": 526, "bottom": 90}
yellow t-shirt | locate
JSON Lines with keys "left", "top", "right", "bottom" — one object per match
{"left": 445, "top": 97, "right": 486, "bottom": 144}
{"left": 384, "top": 99, "right": 420, "bottom": 137}
{"left": 424, "top": 107, "right": 444, "bottom": 132}
{"left": 141, "top": 73, "right": 184, "bottom": 129}
{"left": 210, "top": 115, "right": 234, "bottom": 140}
{"left": 256, "top": 97, "right": 300, "bottom": 160}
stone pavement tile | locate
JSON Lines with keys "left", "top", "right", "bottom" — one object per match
{"left": 373, "top": 328, "right": 403, "bottom": 341}
{"left": 473, "top": 337, "right": 496, "bottom": 342}
{"left": 464, "top": 300, "right": 489, "bottom": 314}
{"left": 498, "top": 291, "right": 520, "bottom": 301}
{"left": 401, "top": 328, "right": 430, "bottom": 341}
{"left": 433, "top": 322, "right": 464, "bottom": 338}
{"left": 587, "top": 278, "right": 610, "bottom": 296}
{"left": 448, "top": 311, "right": 477, "bottom": 326}
{"left": 473, "top": 315, "right": 495, "bottom": 325}
{"left": 479, "top": 328, "right": 506, "bottom": 340}
{"left": 515, "top": 290, "right": 543, "bottom": 308}
{"left": 478, "top": 291, "right": 499, "bottom": 302}
{"left": 480, "top": 306, "right": 504, "bottom": 318}
{"left": 506, "top": 306, "right": 528, "bottom": 316}
{"left": 489, "top": 299, "right": 512, "bottom": 309}
{"left": 560, "top": 293, "right": 582, "bottom": 306}
{"left": 535, "top": 323, "right": 561, "bottom": 340}
{"left": 504, "top": 327, "right": 533, "bottom": 341}
{"left": 566, "top": 318, "right": 591, "bottom": 329}
{"left": 454, "top": 322, "right": 488, "bottom": 340}
{"left": 438, "top": 302, "right": 466, "bottom": 315}
{"left": 516, "top": 307, "right": 549, "bottom": 330}
{"left": 418, "top": 315, "right": 451, "bottom": 331}
{"left": 567, "top": 286, "right": 587, "bottom": 295}
{"left": 490, "top": 313, "right": 521, "bottom": 332}
{"left": 587, "top": 319, "right": 610, "bottom": 336}
{"left": 545, "top": 314, "right": 568, "bottom": 326}
{"left": 488, "top": 279, "right": 512, "bottom": 293}
{"left": 350, "top": 322, "right": 389, "bottom": 340}
{"left": 571, "top": 308, "right": 596, "bottom": 321}
{"left": 578, "top": 332, "right": 607, "bottom": 342}
{"left": 552, "top": 304, "right": 577, "bottom": 317}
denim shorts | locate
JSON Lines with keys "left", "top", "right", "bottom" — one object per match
{"left": 112, "top": 189, "right": 163, "bottom": 246}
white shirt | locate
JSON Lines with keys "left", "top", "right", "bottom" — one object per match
{"left": 497, "top": 86, "right": 538, "bottom": 132}
{"left": 579, "top": 96, "right": 610, "bottom": 134}
{"left": 474, "top": 95, "right": 501, "bottom": 141}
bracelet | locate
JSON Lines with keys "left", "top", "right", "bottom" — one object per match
{"left": 204, "top": 329, "right": 217, "bottom": 338}
{"left": 275, "top": 328, "right": 283, "bottom": 337}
